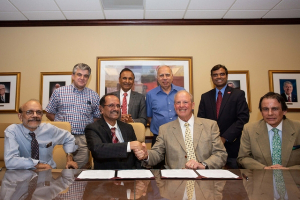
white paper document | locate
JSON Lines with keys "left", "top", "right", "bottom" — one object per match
{"left": 117, "top": 170, "right": 154, "bottom": 178}
{"left": 77, "top": 170, "right": 115, "bottom": 179}
{"left": 196, "top": 169, "right": 239, "bottom": 179}
{"left": 161, "top": 169, "right": 199, "bottom": 178}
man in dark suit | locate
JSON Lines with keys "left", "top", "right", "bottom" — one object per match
{"left": 281, "top": 81, "right": 298, "bottom": 102}
{"left": 85, "top": 94, "right": 143, "bottom": 169}
{"left": 110, "top": 68, "right": 147, "bottom": 126}
{"left": 197, "top": 64, "right": 249, "bottom": 169}
{"left": 0, "top": 84, "right": 10, "bottom": 103}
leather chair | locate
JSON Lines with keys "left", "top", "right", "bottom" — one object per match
{"left": 0, "top": 123, "right": 12, "bottom": 168}
{"left": 128, "top": 122, "right": 145, "bottom": 143}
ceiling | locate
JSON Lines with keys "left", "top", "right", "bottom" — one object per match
{"left": 0, "top": 0, "right": 300, "bottom": 21}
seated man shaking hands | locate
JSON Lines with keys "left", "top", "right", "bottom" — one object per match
{"left": 85, "top": 94, "right": 143, "bottom": 169}
{"left": 4, "top": 99, "right": 78, "bottom": 170}
{"left": 135, "top": 90, "right": 227, "bottom": 169}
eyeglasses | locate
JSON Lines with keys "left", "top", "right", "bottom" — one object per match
{"left": 22, "top": 110, "right": 43, "bottom": 116}
{"left": 76, "top": 73, "right": 89, "bottom": 79}
{"left": 103, "top": 104, "right": 121, "bottom": 108}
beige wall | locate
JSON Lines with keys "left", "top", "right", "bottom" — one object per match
{"left": 1, "top": 25, "right": 300, "bottom": 124}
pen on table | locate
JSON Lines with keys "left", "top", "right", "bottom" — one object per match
{"left": 242, "top": 173, "right": 248, "bottom": 181}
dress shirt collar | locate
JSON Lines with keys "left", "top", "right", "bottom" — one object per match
{"left": 71, "top": 83, "right": 86, "bottom": 93}
{"left": 178, "top": 114, "right": 194, "bottom": 127}
{"left": 21, "top": 124, "right": 40, "bottom": 139}
{"left": 106, "top": 120, "right": 119, "bottom": 131}
{"left": 266, "top": 120, "right": 283, "bottom": 132}
{"left": 216, "top": 85, "right": 227, "bottom": 95}
{"left": 157, "top": 84, "right": 176, "bottom": 94}
{"left": 120, "top": 88, "right": 131, "bottom": 97}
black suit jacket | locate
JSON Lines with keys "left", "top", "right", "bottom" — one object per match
{"left": 197, "top": 86, "right": 249, "bottom": 158}
{"left": 0, "top": 93, "right": 10, "bottom": 103}
{"left": 281, "top": 93, "right": 298, "bottom": 102}
{"left": 110, "top": 90, "right": 147, "bottom": 126}
{"left": 85, "top": 117, "right": 141, "bottom": 169}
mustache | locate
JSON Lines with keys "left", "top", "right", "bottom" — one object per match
{"left": 28, "top": 118, "right": 41, "bottom": 122}
{"left": 110, "top": 110, "right": 119, "bottom": 114}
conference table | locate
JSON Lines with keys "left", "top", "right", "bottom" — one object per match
{"left": 0, "top": 168, "right": 299, "bottom": 200}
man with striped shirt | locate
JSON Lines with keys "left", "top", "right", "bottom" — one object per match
{"left": 46, "top": 63, "right": 101, "bottom": 169}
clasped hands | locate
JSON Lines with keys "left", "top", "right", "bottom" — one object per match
{"left": 264, "top": 164, "right": 288, "bottom": 169}
{"left": 130, "top": 141, "right": 148, "bottom": 160}
{"left": 121, "top": 114, "right": 134, "bottom": 123}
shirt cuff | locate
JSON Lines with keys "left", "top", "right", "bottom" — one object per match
{"left": 127, "top": 142, "right": 131, "bottom": 152}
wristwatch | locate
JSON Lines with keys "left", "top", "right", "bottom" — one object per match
{"left": 201, "top": 162, "right": 209, "bottom": 169}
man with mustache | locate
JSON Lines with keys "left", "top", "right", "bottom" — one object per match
{"left": 110, "top": 68, "right": 147, "bottom": 126}
{"left": 85, "top": 94, "right": 143, "bottom": 169}
{"left": 4, "top": 99, "right": 78, "bottom": 169}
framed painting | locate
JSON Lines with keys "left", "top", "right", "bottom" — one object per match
{"left": 40, "top": 72, "right": 72, "bottom": 110}
{"left": 0, "top": 72, "right": 21, "bottom": 113}
{"left": 269, "top": 70, "right": 300, "bottom": 112}
{"left": 228, "top": 70, "right": 251, "bottom": 112}
{"left": 96, "top": 57, "right": 193, "bottom": 98}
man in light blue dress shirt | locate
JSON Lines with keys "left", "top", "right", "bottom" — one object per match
{"left": 4, "top": 99, "right": 78, "bottom": 169}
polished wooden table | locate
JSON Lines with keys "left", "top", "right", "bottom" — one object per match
{"left": 0, "top": 168, "right": 299, "bottom": 200}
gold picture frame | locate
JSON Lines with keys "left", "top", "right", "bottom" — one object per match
{"left": 228, "top": 70, "right": 251, "bottom": 112}
{"left": 0, "top": 72, "right": 21, "bottom": 113}
{"left": 96, "top": 56, "right": 193, "bottom": 98}
{"left": 269, "top": 70, "right": 300, "bottom": 112}
{"left": 39, "top": 72, "right": 73, "bottom": 110}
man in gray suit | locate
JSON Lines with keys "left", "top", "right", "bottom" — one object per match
{"left": 238, "top": 92, "right": 300, "bottom": 169}
{"left": 110, "top": 68, "right": 147, "bottom": 126}
{"left": 134, "top": 90, "right": 227, "bottom": 169}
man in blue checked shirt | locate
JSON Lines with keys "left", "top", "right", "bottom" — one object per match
{"left": 46, "top": 63, "right": 101, "bottom": 169}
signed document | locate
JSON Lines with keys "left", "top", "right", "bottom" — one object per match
{"left": 117, "top": 170, "right": 154, "bottom": 179}
{"left": 196, "top": 170, "right": 239, "bottom": 179}
{"left": 161, "top": 169, "right": 199, "bottom": 178}
{"left": 77, "top": 170, "right": 115, "bottom": 179}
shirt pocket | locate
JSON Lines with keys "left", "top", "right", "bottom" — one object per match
{"left": 38, "top": 141, "right": 53, "bottom": 161}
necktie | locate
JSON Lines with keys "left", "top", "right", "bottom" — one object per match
{"left": 25, "top": 175, "right": 38, "bottom": 200}
{"left": 1, "top": 95, "right": 4, "bottom": 102}
{"left": 184, "top": 123, "right": 196, "bottom": 161}
{"left": 122, "top": 92, "right": 128, "bottom": 114}
{"left": 274, "top": 169, "right": 286, "bottom": 200}
{"left": 29, "top": 132, "right": 39, "bottom": 160}
{"left": 216, "top": 91, "right": 222, "bottom": 119}
{"left": 272, "top": 128, "right": 281, "bottom": 165}
{"left": 186, "top": 180, "right": 195, "bottom": 200}
{"left": 288, "top": 96, "right": 291, "bottom": 102}
{"left": 111, "top": 127, "right": 119, "bottom": 143}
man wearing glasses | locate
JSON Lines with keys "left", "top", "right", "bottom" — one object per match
{"left": 4, "top": 99, "right": 78, "bottom": 170}
{"left": 197, "top": 64, "right": 249, "bottom": 169}
{"left": 45, "top": 63, "right": 101, "bottom": 169}
{"left": 85, "top": 94, "right": 143, "bottom": 169}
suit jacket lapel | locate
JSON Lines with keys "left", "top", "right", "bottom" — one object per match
{"left": 281, "top": 119, "right": 296, "bottom": 167}
{"left": 99, "top": 118, "right": 113, "bottom": 142}
{"left": 172, "top": 119, "right": 186, "bottom": 153}
{"left": 118, "top": 121, "right": 129, "bottom": 142}
{"left": 218, "top": 86, "right": 232, "bottom": 118}
{"left": 209, "top": 89, "right": 217, "bottom": 120}
{"left": 193, "top": 118, "right": 203, "bottom": 151}
{"left": 256, "top": 120, "right": 273, "bottom": 166}
{"left": 128, "top": 91, "right": 135, "bottom": 113}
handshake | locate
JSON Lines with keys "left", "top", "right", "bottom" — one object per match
{"left": 130, "top": 141, "right": 148, "bottom": 160}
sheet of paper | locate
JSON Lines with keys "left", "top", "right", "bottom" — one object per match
{"left": 77, "top": 170, "right": 115, "bottom": 179}
{"left": 161, "top": 169, "right": 199, "bottom": 178}
{"left": 117, "top": 170, "right": 154, "bottom": 178}
{"left": 196, "top": 169, "right": 239, "bottom": 178}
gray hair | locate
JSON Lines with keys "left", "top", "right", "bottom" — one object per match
{"left": 73, "top": 63, "right": 91, "bottom": 76}
{"left": 156, "top": 65, "right": 173, "bottom": 75}
{"left": 174, "top": 90, "right": 194, "bottom": 103}
{"left": 0, "top": 84, "right": 5, "bottom": 88}
{"left": 283, "top": 81, "right": 293, "bottom": 87}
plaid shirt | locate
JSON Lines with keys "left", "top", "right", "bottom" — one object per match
{"left": 46, "top": 84, "right": 100, "bottom": 135}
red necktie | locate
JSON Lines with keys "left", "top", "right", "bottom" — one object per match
{"left": 122, "top": 93, "right": 127, "bottom": 114}
{"left": 111, "top": 127, "right": 119, "bottom": 143}
{"left": 29, "top": 132, "right": 39, "bottom": 160}
{"left": 288, "top": 96, "right": 291, "bottom": 102}
{"left": 216, "top": 91, "right": 222, "bottom": 119}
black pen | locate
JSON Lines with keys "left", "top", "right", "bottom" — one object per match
{"left": 242, "top": 173, "right": 248, "bottom": 181}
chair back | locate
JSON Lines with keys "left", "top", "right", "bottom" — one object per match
{"left": 0, "top": 123, "right": 12, "bottom": 168}
{"left": 129, "top": 122, "right": 145, "bottom": 143}
{"left": 45, "top": 121, "right": 71, "bottom": 169}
